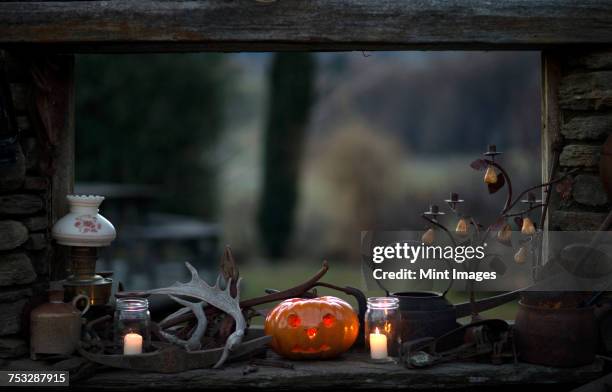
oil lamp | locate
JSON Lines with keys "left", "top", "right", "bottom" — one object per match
{"left": 52, "top": 195, "right": 116, "bottom": 306}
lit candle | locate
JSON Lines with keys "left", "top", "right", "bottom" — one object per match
{"left": 123, "top": 332, "right": 143, "bottom": 355}
{"left": 369, "top": 327, "right": 388, "bottom": 360}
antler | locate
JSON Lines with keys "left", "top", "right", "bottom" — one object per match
{"left": 157, "top": 296, "right": 207, "bottom": 351}
{"left": 145, "top": 262, "right": 246, "bottom": 368}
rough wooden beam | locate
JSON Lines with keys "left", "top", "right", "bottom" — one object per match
{"left": 1, "top": 1, "right": 612, "bottom": 52}
{"left": 75, "top": 353, "right": 603, "bottom": 390}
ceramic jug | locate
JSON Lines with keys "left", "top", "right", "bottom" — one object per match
{"left": 30, "top": 289, "right": 89, "bottom": 360}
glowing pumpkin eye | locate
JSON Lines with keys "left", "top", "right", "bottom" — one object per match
{"left": 322, "top": 314, "right": 335, "bottom": 328}
{"left": 288, "top": 314, "right": 301, "bottom": 328}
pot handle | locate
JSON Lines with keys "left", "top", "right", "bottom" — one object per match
{"left": 72, "top": 294, "right": 91, "bottom": 316}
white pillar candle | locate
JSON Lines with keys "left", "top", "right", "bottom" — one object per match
{"left": 369, "top": 327, "right": 388, "bottom": 360}
{"left": 123, "top": 332, "right": 143, "bottom": 355}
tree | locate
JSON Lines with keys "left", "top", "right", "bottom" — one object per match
{"left": 258, "top": 53, "right": 316, "bottom": 259}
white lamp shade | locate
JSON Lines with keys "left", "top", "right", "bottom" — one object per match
{"left": 52, "top": 195, "right": 116, "bottom": 247}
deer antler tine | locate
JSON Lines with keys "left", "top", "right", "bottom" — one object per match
{"left": 235, "top": 277, "right": 242, "bottom": 300}
{"left": 169, "top": 294, "right": 196, "bottom": 307}
{"left": 185, "top": 261, "right": 198, "bottom": 281}
{"left": 168, "top": 295, "right": 207, "bottom": 351}
{"left": 215, "top": 274, "right": 222, "bottom": 289}
{"left": 160, "top": 306, "right": 191, "bottom": 328}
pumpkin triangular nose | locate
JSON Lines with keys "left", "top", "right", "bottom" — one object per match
{"left": 306, "top": 327, "right": 318, "bottom": 339}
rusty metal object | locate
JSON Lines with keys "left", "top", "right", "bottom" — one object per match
{"left": 30, "top": 288, "right": 89, "bottom": 360}
{"left": 401, "top": 319, "right": 511, "bottom": 368}
{"left": 78, "top": 329, "right": 271, "bottom": 373}
{"left": 514, "top": 300, "right": 597, "bottom": 367}
{"left": 220, "top": 245, "right": 239, "bottom": 299}
{"left": 391, "top": 290, "right": 521, "bottom": 342}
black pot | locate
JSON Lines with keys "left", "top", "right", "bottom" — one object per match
{"left": 391, "top": 291, "right": 459, "bottom": 342}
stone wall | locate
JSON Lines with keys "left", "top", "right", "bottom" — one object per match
{"left": 0, "top": 51, "right": 53, "bottom": 359}
{"left": 548, "top": 49, "right": 612, "bottom": 231}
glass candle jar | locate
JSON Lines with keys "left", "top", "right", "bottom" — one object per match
{"left": 114, "top": 298, "right": 151, "bottom": 355}
{"left": 365, "top": 297, "right": 401, "bottom": 359}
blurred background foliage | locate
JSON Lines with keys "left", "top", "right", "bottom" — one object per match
{"left": 75, "top": 51, "right": 540, "bottom": 306}
{"left": 76, "top": 54, "right": 230, "bottom": 218}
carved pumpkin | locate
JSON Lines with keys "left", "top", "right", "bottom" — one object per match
{"left": 264, "top": 296, "right": 359, "bottom": 359}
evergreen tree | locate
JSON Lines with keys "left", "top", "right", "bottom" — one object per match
{"left": 258, "top": 53, "right": 315, "bottom": 259}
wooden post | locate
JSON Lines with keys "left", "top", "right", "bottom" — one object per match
{"left": 540, "top": 51, "right": 562, "bottom": 230}
{"left": 539, "top": 51, "right": 563, "bottom": 268}
{"left": 28, "top": 54, "right": 75, "bottom": 280}
{"left": 51, "top": 55, "right": 75, "bottom": 281}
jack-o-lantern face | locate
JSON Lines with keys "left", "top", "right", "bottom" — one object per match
{"left": 264, "top": 296, "right": 359, "bottom": 359}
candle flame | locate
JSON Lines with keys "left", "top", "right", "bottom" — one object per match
{"left": 374, "top": 327, "right": 380, "bottom": 334}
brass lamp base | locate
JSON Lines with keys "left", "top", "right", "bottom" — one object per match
{"left": 63, "top": 247, "right": 113, "bottom": 306}
{"left": 63, "top": 276, "right": 112, "bottom": 306}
